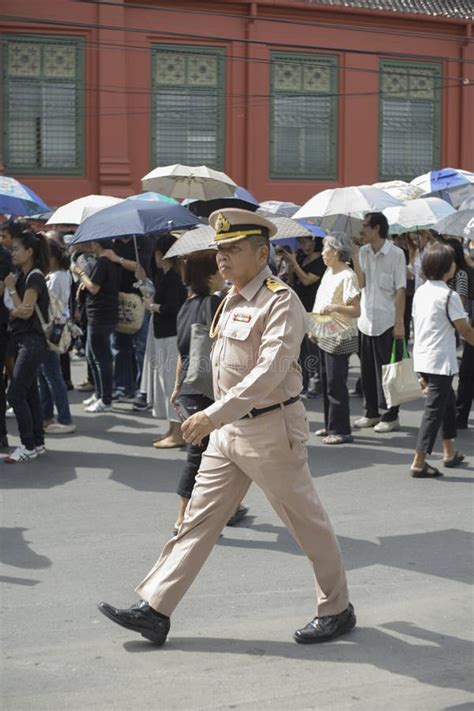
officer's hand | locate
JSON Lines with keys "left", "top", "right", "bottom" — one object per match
{"left": 181, "top": 412, "right": 215, "bottom": 446}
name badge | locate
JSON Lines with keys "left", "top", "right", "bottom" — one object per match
{"left": 233, "top": 312, "right": 252, "bottom": 323}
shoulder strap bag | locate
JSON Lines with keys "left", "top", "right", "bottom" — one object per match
{"left": 183, "top": 296, "right": 216, "bottom": 400}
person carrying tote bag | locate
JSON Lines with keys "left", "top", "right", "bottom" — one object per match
{"left": 382, "top": 339, "right": 422, "bottom": 409}
{"left": 410, "top": 243, "right": 474, "bottom": 478}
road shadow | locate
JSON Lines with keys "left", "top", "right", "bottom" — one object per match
{"left": 218, "top": 525, "right": 474, "bottom": 584}
{"left": 122, "top": 621, "right": 474, "bottom": 694}
{"left": 0, "top": 445, "right": 183, "bottom": 492}
{"left": 0, "top": 527, "right": 51, "bottom": 569}
{"left": 0, "top": 575, "right": 41, "bottom": 586}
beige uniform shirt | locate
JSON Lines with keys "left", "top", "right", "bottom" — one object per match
{"left": 205, "top": 266, "right": 305, "bottom": 428}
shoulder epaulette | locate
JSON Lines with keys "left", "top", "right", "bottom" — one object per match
{"left": 265, "top": 277, "right": 288, "bottom": 293}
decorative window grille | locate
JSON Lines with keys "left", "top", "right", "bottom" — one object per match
{"left": 3, "top": 35, "right": 84, "bottom": 174}
{"left": 151, "top": 46, "right": 224, "bottom": 169}
{"left": 270, "top": 52, "right": 338, "bottom": 180}
{"left": 379, "top": 61, "right": 441, "bottom": 180}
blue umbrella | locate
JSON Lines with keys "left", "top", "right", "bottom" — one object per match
{"left": 70, "top": 200, "right": 201, "bottom": 245}
{"left": 0, "top": 176, "right": 50, "bottom": 217}
{"left": 411, "top": 168, "right": 474, "bottom": 207}
{"left": 126, "top": 191, "right": 178, "bottom": 204}
{"left": 297, "top": 220, "right": 326, "bottom": 238}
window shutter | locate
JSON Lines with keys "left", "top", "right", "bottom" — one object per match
{"left": 3, "top": 36, "right": 84, "bottom": 175}
{"left": 270, "top": 53, "right": 337, "bottom": 180}
{"left": 152, "top": 48, "right": 224, "bottom": 169}
{"left": 379, "top": 62, "right": 441, "bottom": 180}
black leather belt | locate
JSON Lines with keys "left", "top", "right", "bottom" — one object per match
{"left": 242, "top": 395, "right": 300, "bottom": 419}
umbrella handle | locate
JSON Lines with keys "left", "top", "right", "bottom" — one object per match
{"left": 133, "top": 234, "right": 140, "bottom": 264}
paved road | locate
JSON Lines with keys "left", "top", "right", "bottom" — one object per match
{"left": 1, "top": 359, "right": 473, "bottom": 710}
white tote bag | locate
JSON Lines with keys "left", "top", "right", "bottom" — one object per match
{"left": 382, "top": 340, "right": 422, "bottom": 408}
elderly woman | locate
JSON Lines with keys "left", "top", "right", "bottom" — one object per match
{"left": 310, "top": 233, "right": 360, "bottom": 444}
{"left": 410, "top": 243, "right": 474, "bottom": 477}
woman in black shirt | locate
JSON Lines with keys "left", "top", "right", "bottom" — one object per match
{"left": 70, "top": 240, "right": 121, "bottom": 412}
{"left": 141, "top": 234, "right": 187, "bottom": 448}
{"left": 4, "top": 229, "right": 50, "bottom": 463}
{"left": 170, "top": 250, "right": 224, "bottom": 532}
{"left": 280, "top": 236, "right": 326, "bottom": 395}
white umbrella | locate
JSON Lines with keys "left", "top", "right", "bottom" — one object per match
{"left": 372, "top": 180, "right": 423, "bottom": 202}
{"left": 434, "top": 209, "right": 474, "bottom": 239}
{"left": 459, "top": 195, "right": 474, "bottom": 211}
{"left": 258, "top": 200, "right": 301, "bottom": 217}
{"left": 294, "top": 186, "right": 403, "bottom": 234}
{"left": 383, "top": 197, "right": 455, "bottom": 234}
{"left": 46, "top": 195, "right": 123, "bottom": 225}
{"left": 141, "top": 164, "right": 237, "bottom": 200}
{"left": 165, "top": 217, "right": 313, "bottom": 258}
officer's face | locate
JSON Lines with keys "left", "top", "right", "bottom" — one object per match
{"left": 216, "top": 239, "right": 267, "bottom": 286}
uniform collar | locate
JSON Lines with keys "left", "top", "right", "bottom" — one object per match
{"left": 229, "top": 265, "right": 272, "bottom": 302}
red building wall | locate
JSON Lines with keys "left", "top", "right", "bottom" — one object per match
{"left": 1, "top": 0, "right": 473, "bottom": 207}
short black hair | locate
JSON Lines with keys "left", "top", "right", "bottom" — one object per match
{"left": 445, "top": 237, "right": 468, "bottom": 272}
{"left": 365, "top": 212, "right": 389, "bottom": 240}
{"left": 184, "top": 250, "right": 218, "bottom": 296}
{"left": 421, "top": 242, "right": 454, "bottom": 281}
{"left": 0, "top": 218, "right": 27, "bottom": 239}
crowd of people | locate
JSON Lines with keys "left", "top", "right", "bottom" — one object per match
{"left": 0, "top": 209, "right": 472, "bottom": 482}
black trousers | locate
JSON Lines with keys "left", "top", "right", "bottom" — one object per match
{"left": 456, "top": 342, "right": 474, "bottom": 425}
{"left": 176, "top": 393, "right": 213, "bottom": 499}
{"left": 7, "top": 333, "right": 47, "bottom": 450}
{"left": 416, "top": 373, "right": 457, "bottom": 454}
{"left": 319, "top": 350, "right": 351, "bottom": 435}
{"left": 0, "top": 331, "right": 8, "bottom": 438}
{"left": 299, "top": 335, "right": 320, "bottom": 391}
{"left": 360, "top": 327, "right": 400, "bottom": 421}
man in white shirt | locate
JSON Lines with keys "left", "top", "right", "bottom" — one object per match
{"left": 352, "top": 213, "right": 406, "bottom": 433}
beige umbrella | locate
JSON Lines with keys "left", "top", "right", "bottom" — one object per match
{"left": 165, "top": 217, "right": 313, "bottom": 258}
{"left": 372, "top": 180, "right": 423, "bottom": 202}
{"left": 46, "top": 195, "right": 123, "bottom": 225}
{"left": 141, "top": 164, "right": 237, "bottom": 201}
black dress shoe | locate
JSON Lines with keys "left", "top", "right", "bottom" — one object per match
{"left": 98, "top": 600, "right": 170, "bottom": 645}
{"left": 226, "top": 505, "right": 249, "bottom": 527}
{"left": 294, "top": 603, "right": 356, "bottom": 644}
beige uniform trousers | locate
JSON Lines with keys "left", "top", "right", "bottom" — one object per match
{"left": 135, "top": 401, "right": 349, "bottom": 617}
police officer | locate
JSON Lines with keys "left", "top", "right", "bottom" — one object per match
{"left": 99, "top": 209, "right": 355, "bottom": 645}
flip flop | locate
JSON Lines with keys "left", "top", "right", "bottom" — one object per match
{"left": 315, "top": 428, "right": 328, "bottom": 437}
{"left": 443, "top": 452, "right": 464, "bottom": 468}
{"left": 410, "top": 463, "right": 442, "bottom": 478}
{"left": 323, "top": 434, "right": 354, "bottom": 445}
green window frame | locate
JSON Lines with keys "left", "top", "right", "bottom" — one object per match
{"left": 270, "top": 52, "right": 338, "bottom": 180}
{"left": 379, "top": 60, "right": 441, "bottom": 180}
{"left": 2, "top": 34, "right": 84, "bottom": 175}
{"left": 151, "top": 45, "right": 225, "bottom": 170}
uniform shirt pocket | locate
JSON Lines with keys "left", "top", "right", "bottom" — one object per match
{"left": 221, "top": 321, "right": 254, "bottom": 368}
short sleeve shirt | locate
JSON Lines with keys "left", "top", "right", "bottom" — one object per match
{"left": 9, "top": 269, "right": 49, "bottom": 338}
{"left": 86, "top": 256, "right": 122, "bottom": 324}
{"left": 293, "top": 254, "right": 326, "bottom": 312}
{"left": 358, "top": 240, "right": 407, "bottom": 336}
{"left": 413, "top": 280, "right": 466, "bottom": 375}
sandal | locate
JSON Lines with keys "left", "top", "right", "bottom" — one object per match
{"left": 315, "top": 428, "right": 328, "bottom": 437}
{"left": 443, "top": 451, "right": 464, "bottom": 468}
{"left": 323, "top": 434, "right": 354, "bottom": 445}
{"left": 410, "top": 463, "right": 442, "bottom": 478}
